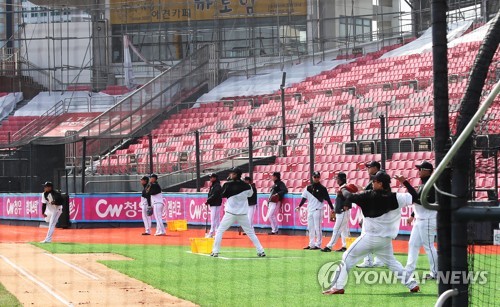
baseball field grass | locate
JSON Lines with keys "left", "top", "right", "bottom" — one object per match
{"left": 0, "top": 282, "right": 22, "bottom": 307}
{"left": 31, "top": 242, "right": 454, "bottom": 306}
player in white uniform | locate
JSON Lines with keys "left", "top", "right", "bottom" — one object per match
{"left": 40, "top": 182, "right": 63, "bottom": 243}
{"left": 206, "top": 173, "right": 223, "bottom": 238}
{"left": 146, "top": 174, "right": 166, "bottom": 236}
{"left": 395, "top": 161, "right": 438, "bottom": 279}
{"left": 321, "top": 172, "right": 352, "bottom": 252}
{"left": 211, "top": 168, "right": 265, "bottom": 257}
{"left": 323, "top": 171, "right": 420, "bottom": 295}
{"left": 295, "top": 171, "right": 334, "bottom": 250}
{"left": 266, "top": 172, "right": 288, "bottom": 235}
{"left": 139, "top": 176, "right": 152, "bottom": 235}
{"left": 357, "top": 161, "right": 385, "bottom": 268}
{"left": 244, "top": 176, "right": 258, "bottom": 229}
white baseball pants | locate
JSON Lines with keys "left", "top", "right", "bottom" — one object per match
{"left": 43, "top": 204, "right": 62, "bottom": 242}
{"left": 405, "top": 218, "right": 438, "bottom": 277}
{"left": 212, "top": 212, "right": 264, "bottom": 254}
{"left": 267, "top": 202, "right": 279, "bottom": 233}
{"left": 247, "top": 205, "right": 257, "bottom": 228}
{"left": 153, "top": 202, "right": 166, "bottom": 235}
{"left": 330, "top": 233, "right": 418, "bottom": 290}
{"left": 141, "top": 204, "right": 152, "bottom": 234}
{"left": 208, "top": 205, "right": 222, "bottom": 237}
{"left": 326, "top": 211, "right": 350, "bottom": 249}
{"left": 308, "top": 209, "right": 323, "bottom": 248}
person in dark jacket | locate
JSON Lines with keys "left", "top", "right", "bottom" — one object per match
{"left": 266, "top": 172, "right": 288, "bottom": 235}
{"left": 244, "top": 176, "right": 258, "bottom": 230}
{"left": 40, "top": 182, "right": 64, "bottom": 243}
{"left": 321, "top": 172, "right": 350, "bottom": 252}
{"left": 210, "top": 168, "right": 265, "bottom": 258}
{"left": 206, "top": 173, "right": 222, "bottom": 238}
{"left": 357, "top": 161, "right": 384, "bottom": 268}
{"left": 140, "top": 176, "right": 152, "bottom": 235}
{"left": 394, "top": 160, "right": 437, "bottom": 279}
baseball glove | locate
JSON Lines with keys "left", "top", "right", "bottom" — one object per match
{"left": 329, "top": 211, "right": 336, "bottom": 222}
{"left": 146, "top": 206, "right": 153, "bottom": 216}
{"left": 345, "top": 183, "right": 359, "bottom": 193}
{"left": 269, "top": 193, "right": 280, "bottom": 203}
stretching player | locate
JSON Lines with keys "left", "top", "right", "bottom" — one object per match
{"left": 140, "top": 176, "right": 152, "bottom": 235}
{"left": 146, "top": 174, "right": 166, "bottom": 236}
{"left": 211, "top": 168, "right": 265, "bottom": 257}
{"left": 244, "top": 176, "right": 258, "bottom": 230}
{"left": 323, "top": 171, "right": 419, "bottom": 295}
{"left": 321, "top": 172, "right": 352, "bottom": 252}
{"left": 266, "top": 172, "right": 288, "bottom": 235}
{"left": 356, "top": 161, "right": 384, "bottom": 268}
{"left": 206, "top": 173, "right": 222, "bottom": 238}
{"left": 295, "top": 171, "right": 334, "bottom": 250}
{"left": 40, "top": 182, "right": 63, "bottom": 243}
{"left": 394, "top": 160, "right": 438, "bottom": 279}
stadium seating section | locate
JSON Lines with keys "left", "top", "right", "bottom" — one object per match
{"left": 1, "top": 38, "right": 499, "bottom": 199}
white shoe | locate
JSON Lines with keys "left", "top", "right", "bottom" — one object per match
{"left": 39, "top": 240, "right": 50, "bottom": 243}
{"left": 372, "top": 261, "right": 385, "bottom": 268}
{"left": 356, "top": 261, "right": 374, "bottom": 268}
{"left": 205, "top": 233, "right": 214, "bottom": 238}
{"left": 154, "top": 233, "right": 166, "bottom": 236}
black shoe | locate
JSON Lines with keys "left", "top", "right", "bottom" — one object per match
{"left": 257, "top": 252, "right": 266, "bottom": 257}
{"left": 243, "top": 233, "right": 247, "bottom": 236}
{"left": 311, "top": 246, "right": 321, "bottom": 250}
{"left": 141, "top": 232, "right": 150, "bottom": 236}
{"left": 210, "top": 252, "right": 219, "bottom": 257}
{"left": 335, "top": 247, "right": 347, "bottom": 252}
{"left": 320, "top": 247, "right": 332, "bottom": 252}
{"left": 268, "top": 232, "right": 277, "bottom": 235}
{"left": 303, "top": 246, "right": 311, "bottom": 250}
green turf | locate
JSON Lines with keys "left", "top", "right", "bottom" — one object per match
{"left": 0, "top": 282, "right": 22, "bottom": 307}
{"left": 32, "top": 242, "right": 450, "bottom": 306}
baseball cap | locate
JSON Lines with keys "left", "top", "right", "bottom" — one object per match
{"left": 415, "top": 161, "right": 434, "bottom": 171}
{"left": 42, "top": 181, "right": 53, "bottom": 187}
{"left": 373, "top": 171, "right": 391, "bottom": 185}
{"left": 140, "top": 176, "right": 149, "bottom": 181}
{"left": 209, "top": 173, "right": 218, "bottom": 179}
{"left": 244, "top": 176, "right": 252, "bottom": 181}
{"left": 312, "top": 171, "right": 321, "bottom": 178}
{"left": 365, "top": 161, "right": 381, "bottom": 169}
{"left": 335, "top": 172, "right": 347, "bottom": 181}
{"left": 150, "top": 174, "right": 158, "bottom": 179}
{"left": 229, "top": 167, "right": 242, "bottom": 177}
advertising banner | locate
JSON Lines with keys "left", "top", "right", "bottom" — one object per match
{"left": 0, "top": 192, "right": 413, "bottom": 234}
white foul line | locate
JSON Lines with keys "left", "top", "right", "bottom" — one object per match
{"left": 43, "top": 253, "right": 100, "bottom": 280}
{"left": 0, "top": 255, "right": 73, "bottom": 307}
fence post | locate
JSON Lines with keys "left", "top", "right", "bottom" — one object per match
{"left": 81, "top": 137, "right": 86, "bottom": 193}
{"left": 195, "top": 130, "right": 201, "bottom": 192}
{"left": 248, "top": 126, "right": 253, "bottom": 179}
{"left": 350, "top": 106, "right": 355, "bottom": 142}
{"left": 379, "top": 115, "right": 386, "bottom": 170}
{"left": 280, "top": 72, "right": 287, "bottom": 157}
{"left": 148, "top": 134, "right": 154, "bottom": 174}
{"left": 309, "top": 121, "right": 315, "bottom": 182}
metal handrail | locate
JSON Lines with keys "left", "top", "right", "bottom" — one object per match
{"left": 434, "top": 289, "right": 459, "bottom": 307}
{"left": 84, "top": 144, "right": 276, "bottom": 188}
{"left": 421, "top": 80, "right": 500, "bottom": 210}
